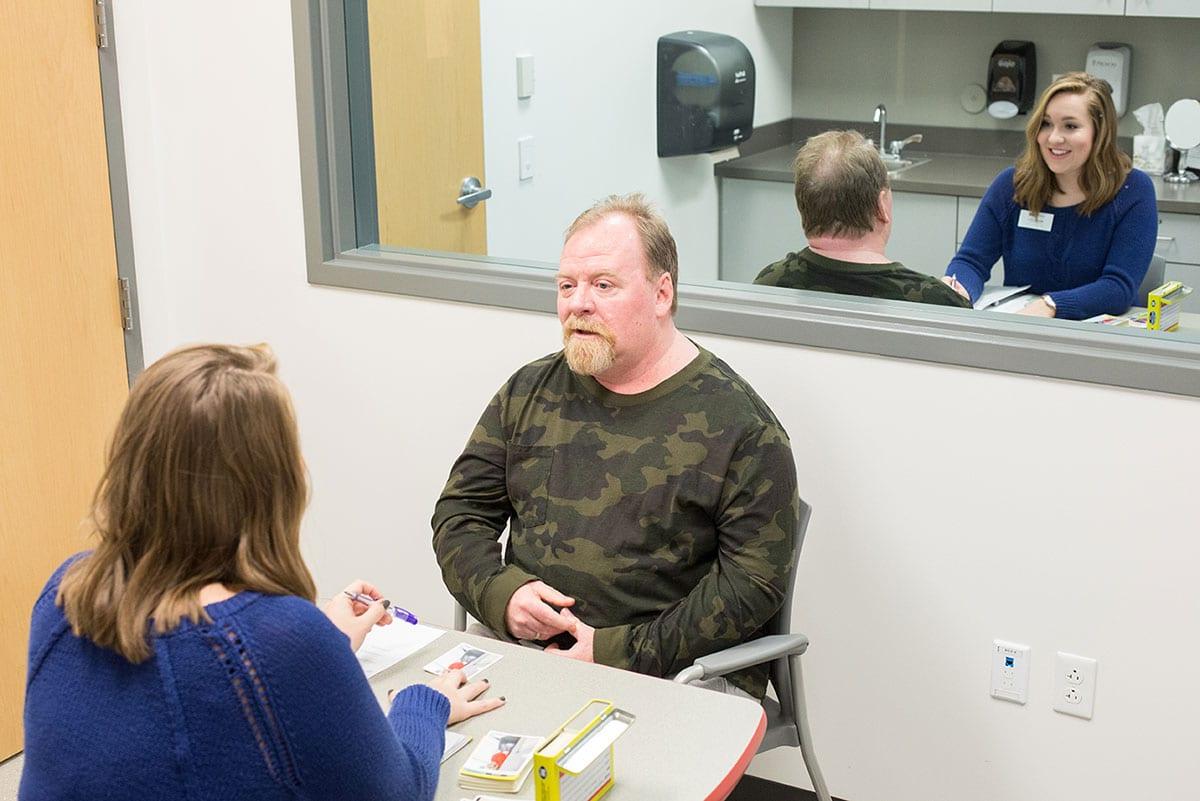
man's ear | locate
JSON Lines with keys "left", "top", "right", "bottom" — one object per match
{"left": 655, "top": 271, "right": 674, "bottom": 316}
{"left": 877, "top": 188, "right": 893, "bottom": 226}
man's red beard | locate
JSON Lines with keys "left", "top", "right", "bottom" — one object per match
{"left": 561, "top": 315, "right": 616, "bottom": 376}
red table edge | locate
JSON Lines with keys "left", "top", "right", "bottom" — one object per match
{"left": 704, "top": 707, "right": 767, "bottom": 801}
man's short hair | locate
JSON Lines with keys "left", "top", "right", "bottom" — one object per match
{"left": 791, "top": 130, "right": 889, "bottom": 239}
{"left": 564, "top": 193, "right": 679, "bottom": 314}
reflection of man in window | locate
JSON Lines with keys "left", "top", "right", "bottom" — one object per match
{"left": 753, "top": 130, "right": 970, "bottom": 308}
{"left": 432, "top": 194, "right": 798, "bottom": 699}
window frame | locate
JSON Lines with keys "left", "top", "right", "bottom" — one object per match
{"left": 291, "top": 0, "right": 1200, "bottom": 399}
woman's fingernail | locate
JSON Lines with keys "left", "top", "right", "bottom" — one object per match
{"left": 500, "top": 696, "right": 506, "bottom": 702}
{"left": 483, "top": 678, "right": 490, "bottom": 683}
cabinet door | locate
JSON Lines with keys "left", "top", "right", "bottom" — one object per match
{"left": 1126, "top": 0, "right": 1199, "bottom": 17}
{"left": 719, "top": 178, "right": 807, "bottom": 284}
{"left": 755, "top": 0, "right": 868, "bottom": 7}
{"left": 1154, "top": 212, "right": 1200, "bottom": 269}
{"left": 1155, "top": 212, "right": 1200, "bottom": 313}
{"left": 993, "top": 0, "right": 1123, "bottom": 12}
{"left": 955, "top": 197, "right": 1004, "bottom": 284}
{"left": 870, "top": 0, "right": 989, "bottom": 9}
{"left": 889, "top": 192, "right": 958, "bottom": 277}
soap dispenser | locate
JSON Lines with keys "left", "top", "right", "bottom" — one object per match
{"left": 986, "top": 41, "right": 1036, "bottom": 120}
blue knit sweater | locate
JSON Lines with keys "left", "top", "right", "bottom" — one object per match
{"left": 946, "top": 167, "right": 1158, "bottom": 320}
{"left": 20, "top": 557, "right": 449, "bottom": 801}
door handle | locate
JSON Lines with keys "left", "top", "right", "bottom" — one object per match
{"left": 457, "top": 176, "right": 492, "bottom": 208}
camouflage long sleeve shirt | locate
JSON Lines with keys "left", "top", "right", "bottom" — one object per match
{"left": 754, "top": 247, "right": 972, "bottom": 308}
{"left": 431, "top": 346, "right": 798, "bottom": 697}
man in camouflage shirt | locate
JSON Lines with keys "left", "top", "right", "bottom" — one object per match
{"left": 432, "top": 194, "right": 798, "bottom": 698}
{"left": 753, "top": 130, "right": 970, "bottom": 309}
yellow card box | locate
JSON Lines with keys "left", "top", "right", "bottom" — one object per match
{"left": 1147, "top": 280, "right": 1193, "bottom": 332}
{"left": 534, "top": 700, "right": 635, "bottom": 801}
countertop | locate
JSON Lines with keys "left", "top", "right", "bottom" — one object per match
{"left": 714, "top": 144, "right": 1200, "bottom": 215}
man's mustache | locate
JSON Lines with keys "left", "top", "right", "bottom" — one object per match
{"left": 563, "top": 316, "right": 615, "bottom": 341}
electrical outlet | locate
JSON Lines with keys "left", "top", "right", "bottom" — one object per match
{"left": 990, "top": 640, "right": 1030, "bottom": 704}
{"left": 1053, "top": 652, "right": 1098, "bottom": 719}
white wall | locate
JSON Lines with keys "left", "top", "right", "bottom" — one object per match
{"left": 113, "top": 2, "right": 1200, "bottom": 800}
{"left": 478, "top": 1, "right": 794, "bottom": 281}
{"left": 791, "top": 9, "right": 1200, "bottom": 137}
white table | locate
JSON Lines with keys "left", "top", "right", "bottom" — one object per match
{"left": 367, "top": 630, "right": 766, "bottom": 801}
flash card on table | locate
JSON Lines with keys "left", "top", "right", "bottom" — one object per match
{"left": 423, "top": 642, "right": 502, "bottom": 679}
{"left": 458, "top": 731, "right": 543, "bottom": 793}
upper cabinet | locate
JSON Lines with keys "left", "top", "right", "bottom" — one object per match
{"left": 755, "top": 0, "right": 868, "bottom": 7}
{"left": 992, "top": 0, "right": 1122, "bottom": 12}
{"left": 756, "top": 0, "right": 1200, "bottom": 14}
{"left": 1126, "top": 0, "right": 1200, "bottom": 17}
{"left": 870, "top": 0, "right": 990, "bottom": 9}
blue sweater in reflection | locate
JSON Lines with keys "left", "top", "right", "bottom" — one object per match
{"left": 20, "top": 556, "right": 448, "bottom": 801}
{"left": 947, "top": 167, "right": 1157, "bottom": 320}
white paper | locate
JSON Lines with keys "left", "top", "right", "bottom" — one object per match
{"left": 442, "top": 730, "right": 472, "bottom": 763}
{"left": 973, "top": 284, "right": 1033, "bottom": 310}
{"left": 990, "top": 292, "right": 1042, "bottom": 314}
{"left": 355, "top": 622, "right": 445, "bottom": 678}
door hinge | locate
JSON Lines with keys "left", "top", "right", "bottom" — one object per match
{"left": 94, "top": 0, "right": 109, "bottom": 49}
{"left": 118, "top": 277, "right": 133, "bottom": 331}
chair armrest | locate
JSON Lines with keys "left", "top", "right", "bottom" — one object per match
{"left": 673, "top": 633, "right": 810, "bottom": 684}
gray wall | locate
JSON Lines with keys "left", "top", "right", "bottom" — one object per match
{"left": 791, "top": 9, "right": 1200, "bottom": 137}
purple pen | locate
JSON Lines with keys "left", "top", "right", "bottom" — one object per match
{"left": 343, "top": 591, "right": 419, "bottom": 624}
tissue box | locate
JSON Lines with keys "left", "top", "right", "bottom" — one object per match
{"left": 1147, "top": 280, "right": 1193, "bottom": 332}
{"left": 1133, "top": 135, "right": 1166, "bottom": 175}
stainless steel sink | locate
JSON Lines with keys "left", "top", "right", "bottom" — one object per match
{"left": 885, "top": 157, "right": 930, "bottom": 179}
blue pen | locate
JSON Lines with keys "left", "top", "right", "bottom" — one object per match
{"left": 344, "top": 591, "right": 419, "bottom": 624}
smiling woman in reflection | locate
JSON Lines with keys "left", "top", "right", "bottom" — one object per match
{"left": 944, "top": 72, "right": 1156, "bottom": 320}
{"left": 20, "top": 344, "right": 501, "bottom": 801}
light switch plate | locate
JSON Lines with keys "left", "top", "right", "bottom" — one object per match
{"left": 991, "top": 640, "right": 1030, "bottom": 704}
{"left": 518, "top": 136, "right": 534, "bottom": 181}
{"left": 516, "top": 54, "right": 534, "bottom": 99}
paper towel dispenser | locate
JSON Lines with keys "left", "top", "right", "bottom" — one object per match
{"left": 657, "top": 31, "right": 755, "bottom": 157}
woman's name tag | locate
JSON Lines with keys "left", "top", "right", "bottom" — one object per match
{"left": 1018, "top": 209, "right": 1054, "bottom": 232}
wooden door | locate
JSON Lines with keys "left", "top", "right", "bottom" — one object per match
{"left": 367, "top": 0, "right": 488, "bottom": 254}
{"left": 0, "top": 0, "right": 130, "bottom": 759}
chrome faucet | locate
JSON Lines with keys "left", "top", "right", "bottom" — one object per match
{"left": 873, "top": 104, "right": 887, "bottom": 158}
{"left": 889, "top": 133, "right": 923, "bottom": 159}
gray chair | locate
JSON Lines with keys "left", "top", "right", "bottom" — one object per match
{"left": 672, "top": 499, "right": 831, "bottom": 801}
{"left": 1136, "top": 254, "right": 1167, "bottom": 308}
{"left": 451, "top": 500, "right": 830, "bottom": 801}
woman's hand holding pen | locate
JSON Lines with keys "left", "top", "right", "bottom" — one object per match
{"left": 941, "top": 274, "right": 970, "bottom": 300}
{"left": 322, "top": 579, "right": 392, "bottom": 652}
{"left": 425, "top": 669, "right": 506, "bottom": 725}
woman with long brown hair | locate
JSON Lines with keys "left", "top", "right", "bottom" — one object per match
{"left": 20, "top": 344, "right": 501, "bottom": 801}
{"left": 944, "top": 72, "right": 1157, "bottom": 320}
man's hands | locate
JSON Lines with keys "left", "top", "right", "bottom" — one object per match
{"left": 543, "top": 608, "right": 594, "bottom": 663}
{"left": 504, "top": 580, "right": 576, "bottom": 641}
{"left": 322, "top": 579, "right": 391, "bottom": 652}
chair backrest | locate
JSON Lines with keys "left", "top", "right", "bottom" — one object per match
{"left": 1137, "top": 254, "right": 1166, "bottom": 307}
{"left": 764, "top": 498, "right": 812, "bottom": 742}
